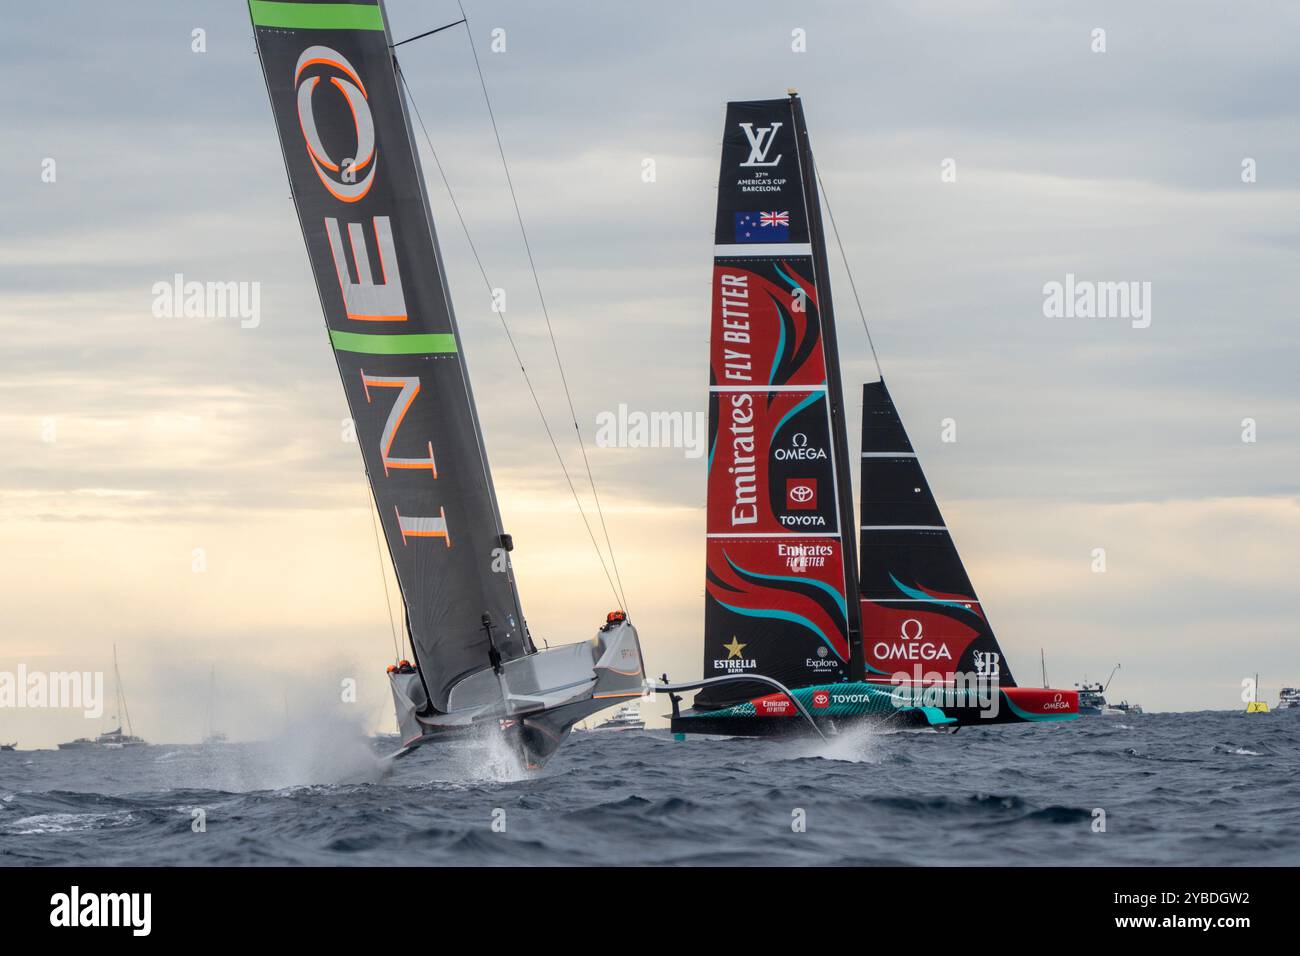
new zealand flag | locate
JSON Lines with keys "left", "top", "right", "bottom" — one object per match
{"left": 734, "top": 210, "right": 790, "bottom": 243}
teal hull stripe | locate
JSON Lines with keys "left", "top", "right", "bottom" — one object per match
{"left": 677, "top": 681, "right": 1079, "bottom": 724}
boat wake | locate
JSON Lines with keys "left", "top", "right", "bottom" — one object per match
{"left": 1213, "top": 744, "right": 1265, "bottom": 757}
{"left": 785, "top": 722, "right": 892, "bottom": 764}
{"left": 3, "top": 810, "right": 137, "bottom": 836}
{"left": 263, "top": 716, "right": 388, "bottom": 788}
{"left": 398, "top": 727, "right": 528, "bottom": 785}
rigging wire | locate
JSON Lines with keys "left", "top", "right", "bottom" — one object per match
{"left": 394, "top": 60, "right": 626, "bottom": 613}
{"left": 391, "top": 17, "right": 465, "bottom": 48}
{"left": 454, "top": 0, "right": 630, "bottom": 615}
{"left": 813, "top": 160, "right": 884, "bottom": 381}
{"left": 366, "top": 483, "right": 404, "bottom": 661}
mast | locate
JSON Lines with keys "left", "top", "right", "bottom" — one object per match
{"left": 113, "top": 644, "right": 133, "bottom": 737}
{"left": 788, "top": 93, "right": 864, "bottom": 678}
{"left": 1040, "top": 649, "right": 1048, "bottom": 689}
{"left": 206, "top": 664, "right": 216, "bottom": 740}
{"left": 1105, "top": 663, "right": 1120, "bottom": 692}
{"left": 378, "top": 0, "right": 531, "bottom": 655}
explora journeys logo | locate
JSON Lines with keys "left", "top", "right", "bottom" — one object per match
{"left": 806, "top": 645, "right": 838, "bottom": 671}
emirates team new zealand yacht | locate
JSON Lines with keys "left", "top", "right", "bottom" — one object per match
{"left": 248, "top": 0, "right": 644, "bottom": 768}
{"left": 669, "top": 95, "right": 1080, "bottom": 736}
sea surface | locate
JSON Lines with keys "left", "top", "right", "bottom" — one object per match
{"left": 2, "top": 710, "right": 1297, "bottom": 866}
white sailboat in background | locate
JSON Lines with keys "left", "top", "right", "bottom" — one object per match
{"left": 58, "top": 644, "right": 146, "bottom": 749}
{"left": 203, "top": 664, "right": 227, "bottom": 745}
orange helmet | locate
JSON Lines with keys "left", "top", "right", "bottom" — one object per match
{"left": 606, "top": 610, "right": 626, "bottom": 624}
{"left": 385, "top": 664, "right": 397, "bottom": 674}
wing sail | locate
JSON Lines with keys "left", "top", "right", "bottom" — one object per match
{"left": 249, "top": 0, "right": 530, "bottom": 711}
{"left": 698, "top": 98, "right": 862, "bottom": 707}
{"left": 858, "top": 380, "right": 1017, "bottom": 686}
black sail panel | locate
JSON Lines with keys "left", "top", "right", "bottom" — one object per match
{"left": 698, "top": 98, "right": 861, "bottom": 708}
{"left": 249, "top": 0, "right": 528, "bottom": 710}
{"left": 858, "top": 380, "right": 1016, "bottom": 686}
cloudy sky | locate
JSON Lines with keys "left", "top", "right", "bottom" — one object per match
{"left": 2, "top": 1, "right": 1297, "bottom": 747}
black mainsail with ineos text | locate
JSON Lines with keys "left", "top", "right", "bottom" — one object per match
{"left": 249, "top": 0, "right": 644, "bottom": 767}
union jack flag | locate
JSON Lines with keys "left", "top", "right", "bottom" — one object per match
{"left": 759, "top": 211, "right": 790, "bottom": 228}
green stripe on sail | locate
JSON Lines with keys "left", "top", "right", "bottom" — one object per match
{"left": 248, "top": 1, "right": 385, "bottom": 30}
{"left": 329, "top": 331, "right": 457, "bottom": 354}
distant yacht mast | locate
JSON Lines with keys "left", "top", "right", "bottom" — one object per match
{"left": 112, "top": 644, "right": 133, "bottom": 738}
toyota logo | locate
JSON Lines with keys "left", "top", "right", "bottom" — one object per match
{"left": 789, "top": 484, "right": 813, "bottom": 503}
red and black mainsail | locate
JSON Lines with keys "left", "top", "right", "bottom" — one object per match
{"left": 698, "top": 95, "right": 1029, "bottom": 714}
{"left": 700, "top": 96, "right": 863, "bottom": 707}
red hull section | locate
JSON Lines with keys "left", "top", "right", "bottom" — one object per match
{"left": 998, "top": 686, "right": 1080, "bottom": 719}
